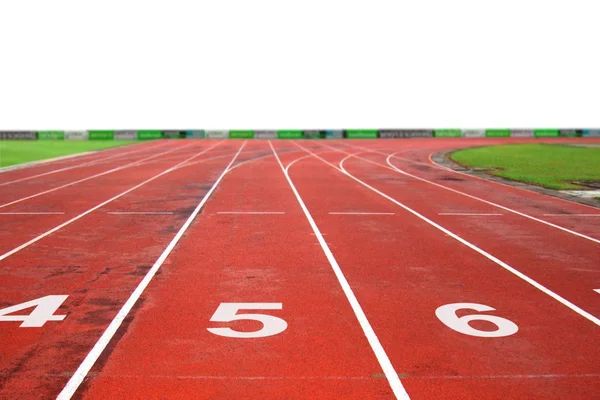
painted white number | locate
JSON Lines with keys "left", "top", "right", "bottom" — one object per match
{"left": 0, "top": 295, "right": 68, "bottom": 328}
{"left": 207, "top": 302, "right": 287, "bottom": 338}
{"left": 435, "top": 303, "right": 518, "bottom": 338}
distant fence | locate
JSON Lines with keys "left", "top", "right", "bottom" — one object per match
{"left": 0, "top": 129, "right": 597, "bottom": 140}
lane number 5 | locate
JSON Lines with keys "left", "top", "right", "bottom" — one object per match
{"left": 207, "top": 302, "right": 287, "bottom": 338}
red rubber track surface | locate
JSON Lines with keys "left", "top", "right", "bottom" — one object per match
{"left": 0, "top": 138, "right": 598, "bottom": 399}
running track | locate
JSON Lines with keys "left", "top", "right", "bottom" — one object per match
{"left": 0, "top": 138, "right": 599, "bottom": 399}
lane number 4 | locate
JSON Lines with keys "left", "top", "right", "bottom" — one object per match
{"left": 436, "top": 303, "right": 518, "bottom": 338}
{"left": 0, "top": 295, "right": 68, "bottom": 328}
{"left": 207, "top": 303, "right": 288, "bottom": 338}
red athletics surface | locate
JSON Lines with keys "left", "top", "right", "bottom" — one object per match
{"left": 0, "top": 138, "right": 599, "bottom": 399}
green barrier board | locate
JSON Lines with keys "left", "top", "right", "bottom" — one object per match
{"left": 37, "top": 131, "right": 65, "bottom": 140}
{"left": 345, "top": 129, "right": 378, "bottom": 139}
{"left": 229, "top": 130, "right": 255, "bottom": 139}
{"left": 559, "top": 129, "right": 581, "bottom": 137}
{"left": 434, "top": 129, "right": 462, "bottom": 138}
{"left": 277, "top": 130, "right": 303, "bottom": 139}
{"left": 534, "top": 129, "right": 559, "bottom": 137}
{"left": 137, "top": 130, "right": 163, "bottom": 140}
{"left": 89, "top": 130, "right": 115, "bottom": 140}
{"left": 485, "top": 129, "right": 511, "bottom": 138}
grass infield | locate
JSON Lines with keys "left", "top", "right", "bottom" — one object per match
{"left": 0, "top": 141, "right": 137, "bottom": 168}
{"left": 450, "top": 143, "right": 600, "bottom": 190}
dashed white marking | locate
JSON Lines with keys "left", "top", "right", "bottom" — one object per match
{"left": 56, "top": 141, "right": 246, "bottom": 400}
{"left": 107, "top": 212, "right": 174, "bottom": 215}
{"left": 328, "top": 212, "right": 395, "bottom": 215}
{"left": 293, "top": 142, "right": 600, "bottom": 328}
{"left": 216, "top": 211, "right": 285, "bottom": 215}
{"left": 269, "top": 141, "right": 410, "bottom": 400}
{"left": 438, "top": 213, "right": 503, "bottom": 216}
{"left": 0, "top": 212, "right": 65, "bottom": 215}
{"left": 543, "top": 214, "right": 600, "bottom": 217}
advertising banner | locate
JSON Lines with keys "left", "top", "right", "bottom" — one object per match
{"left": 185, "top": 130, "right": 205, "bottom": 138}
{"left": 65, "top": 130, "right": 89, "bottom": 140}
{"left": 255, "top": 130, "right": 277, "bottom": 139}
{"left": 378, "top": 129, "right": 433, "bottom": 138}
{"left": 206, "top": 130, "right": 229, "bottom": 139}
{"left": 89, "top": 130, "right": 115, "bottom": 140}
{"left": 114, "top": 130, "right": 137, "bottom": 140}
{"left": 37, "top": 131, "right": 65, "bottom": 140}
{"left": 510, "top": 129, "right": 534, "bottom": 137}
{"left": 0, "top": 131, "right": 36, "bottom": 140}
{"left": 461, "top": 129, "right": 485, "bottom": 138}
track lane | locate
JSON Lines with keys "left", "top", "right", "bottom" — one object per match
{"left": 339, "top": 139, "right": 600, "bottom": 238}
{"left": 0, "top": 142, "right": 235, "bottom": 255}
{"left": 0, "top": 141, "right": 201, "bottom": 205}
{"left": 285, "top": 143, "right": 600, "bottom": 399}
{"left": 0, "top": 141, "right": 242, "bottom": 399}
{"left": 78, "top": 141, "right": 396, "bottom": 399}
{"left": 334, "top": 151, "right": 600, "bottom": 317}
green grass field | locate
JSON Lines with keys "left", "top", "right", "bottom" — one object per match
{"left": 451, "top": 143, "right": 600, "bottom": 190}
{"left": 0, "top": 141, "right": 138, "bottom": 168}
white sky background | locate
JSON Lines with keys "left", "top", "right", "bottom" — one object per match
{"left": 0, "top": 0, "right": 598, "bottom": 130}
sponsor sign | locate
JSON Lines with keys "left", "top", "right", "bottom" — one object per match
{"left": 89, "top": 130, "right": 115, "bottom": 140}
{"left": 277, "top": 130, "right": 303, "bottom": 139}
{"left": 65, "top": 130, "right": 89, "bottom": 140}
{"left": 303, "top": 130, "right": 326, "bottom": 139}
{"left": 345, "top": 129, "right": 378, "bottom": 139}
{"left": 229, "top": 130, "right": 255, "bottom": 139}
{"left": 510, "top": 129, "right": 534, "bottom": 138}
{"left": 138, "top": 130, "right": 163, "bottom": 140}
{"left": 582, "top": 129, "right": 600, "bottom": 137}
{"left": 559, "top": 129, "right": 582, "bottom": 137}
{"left": 206, "top": 130, "right": 229, "bottom": 139}
{"left": 485, "top": 129, "right": 510, "bottom": 138}
{"left": 163, "top": 130, "right": 186, "bottom": 139}
{"left": 0, "top": 131, "right": 36, "bottom": 140}
{"left": 533, "top": 129, "right": 559, "bottom": 137}
{"left": 185, "top": 130, "right": 205, "bottom": 138}
{"left": 325, "top": 130, "right": 344, "bottom": 139}
{"left": 378, "top": 129, "right": 433, "bottom": 138}
{"left": 255, "top": 130, "right": 277, "bottom": 139}
{"left": 114, "top": 130, "right": 137, "bottom": 140}
{"left": 461, "top": 129, "right": 485, "bottom": 138}
{"left": 37, "top": 131, "right": 65, "bottom": 140}
{"left": 434, "top": 129, "right": 461, "bottom": 138}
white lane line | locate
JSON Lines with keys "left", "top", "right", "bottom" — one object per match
{"left": 294, "top": 142, "right": 600, "bottom": 328}
{"left": 328, "top": 143, "right": 600, "bottom": 244}
{"left": 438, "top": 213, "right": 503, "bottom": 216}
{"left": 216, "top": 211, "right": 285, "bottom": 215}
{"left": 269, "top": 141, "right": 409, "bottom": 400}
{"left": 0, "top": 143, "right": 195, "bottom": 210}
{"left": 0, "top": 212, "right": 65, "bottom": 215}
{"left": 0, "top": 142, "right": 168, "bottom": 187}
{"left": 107, "top": 212, "right": 174, "bottom": 215}
{"left": 0, "top": 142, "right": 224, "bottom": 263}
{"left": 594, "top": 289, "right": 600, "bottom": 295}
{"left": 328, "top": 212, "right": 395, "bottom": 215}
{"left": 56, "top": 141, "right": 246, "bottom": 400}
{"left": 543, "top": 214, "right": 600, "bottom": 217}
